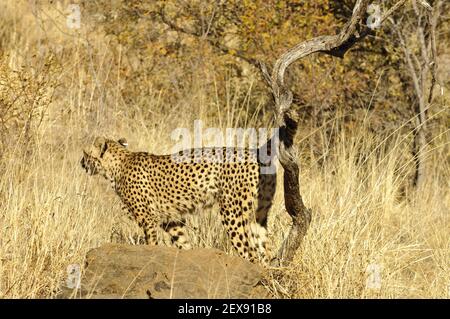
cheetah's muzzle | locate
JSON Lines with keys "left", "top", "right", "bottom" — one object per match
{"left": 80, "top": 155, "right": 97, "bottom": 175}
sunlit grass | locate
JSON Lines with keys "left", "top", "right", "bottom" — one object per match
{"left": 0, "top": 0, "right": 448, "bottom": 298}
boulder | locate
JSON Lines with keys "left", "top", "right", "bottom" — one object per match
{"left": 59, "top": 243, "right": 268, "bottom": 299}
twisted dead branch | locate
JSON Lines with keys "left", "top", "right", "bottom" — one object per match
{"left": 262, "top": 0, "right": 410, "bottom": 264}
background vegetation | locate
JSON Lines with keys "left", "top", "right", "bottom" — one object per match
{"left": 0, "top": 0, "right": 448, "bottom": 298}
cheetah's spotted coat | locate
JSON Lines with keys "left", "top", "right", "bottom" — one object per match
{"left": 81, "top": 137, "right": 276, "bottom": 262}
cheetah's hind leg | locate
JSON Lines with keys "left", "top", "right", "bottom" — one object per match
{"left": 161, "top": 219, "right": 192, "bottom": 250}
{"left": 248, "top": 222, "right": 269, "bottom": 265}
{"left": 121, "top": 204, "right": 135, "bottom": 222}
{"left": 218, "top": 191, "right": 262, "bottom": 263}
{"left": 219, "top": 187, "right": 270, "bottom": 265}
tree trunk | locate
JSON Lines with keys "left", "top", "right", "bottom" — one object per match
{"left": 413, "top": 104, "right": 428, "bottom": 189}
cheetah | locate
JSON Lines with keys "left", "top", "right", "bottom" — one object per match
{"left": 80, "top": 137, "right": 277, "bottom": 262}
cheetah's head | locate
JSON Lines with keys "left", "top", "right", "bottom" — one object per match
{"left": 80, "top": 137, "right": 128, "bottom": 177}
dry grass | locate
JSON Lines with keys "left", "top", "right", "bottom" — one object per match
{"left": 0, "top": 1, "right": 448, "bottom": 298}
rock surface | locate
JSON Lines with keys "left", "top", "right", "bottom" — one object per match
{"left": 60, "top": 243, "right": 268, "bottom": 299}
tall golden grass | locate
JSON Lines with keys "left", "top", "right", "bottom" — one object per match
{"left": 0, "top": 1, "right": 448, "bottom": 298}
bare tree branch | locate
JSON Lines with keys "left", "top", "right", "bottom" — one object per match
{"left": 427, "top": 0, "right": 442, "bottom": 105}
{"left": 156, "top": 7, "right": 260, "bottom": 68}
{"left": 266, "top": 0, "right": 412, "bottom": 264}
{"left": 273, "top": 0, "right": 370, "bottom": 90}
{"left": 388, "top": 0, "right": 442, "bottom": 188}
{"left": 380, "top": 0, "right": 409, "bottom": 25}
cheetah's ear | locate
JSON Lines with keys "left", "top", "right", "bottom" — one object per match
{"left": 118, "top": 138, "right": 128, "bottom": 147}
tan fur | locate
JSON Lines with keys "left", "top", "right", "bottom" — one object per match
{"left": 81, "top": 137, "right": 276, "bottom": 263}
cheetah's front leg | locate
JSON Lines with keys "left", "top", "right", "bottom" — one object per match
{"left": 125, "top": 205, "right": 159, "bottom": 245}
{"left": 121, "top": 204, "right": 159, "bottom": 245}
{"left": 121, "top": 204, "right": 135, "bottom": 222}
{"left": 142, "top": 222, "right": 158, "bottom": 245}
{"left": 140, "top": 213, "right": 159, "bottom": 245}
